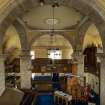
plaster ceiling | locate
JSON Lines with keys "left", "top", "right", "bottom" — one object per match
{"left": 23, "top": 5, "right": 83, "bottom": 30}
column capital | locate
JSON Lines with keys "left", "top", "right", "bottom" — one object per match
{"left": 96, "top": 53, "right": 105, "bottom": 60}
{"left": 20, "top": 49, "right": 31, "bottom": 59}
{"left": 72, "top": 51, "right": 84, "bottom": 64}
{"left": 73, "top": 51, "right": 84, "bottom": 58}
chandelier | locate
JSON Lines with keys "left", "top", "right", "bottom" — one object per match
{"left": 49, "top": 1, "right": 60, "bottom": 50}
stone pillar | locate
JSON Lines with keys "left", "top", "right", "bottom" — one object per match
{"left": 0, "top": 54, "right": 5, "bottom": 96}
{"left": 20, "top": 51, "right": 32, "bottom": 89}
{"left": 77, "top": 55, "right": 84, "bottom": 76}
{"left": 73, "top": 52, "right": 85, "bottom": 86}
{"left": 97, "top": 54, "right": 105, "bottom": 105}
{"left": 73, "top": 52, "right": 84, "bottom": 76}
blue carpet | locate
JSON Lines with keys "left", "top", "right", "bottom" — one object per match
{"left": 36, "top": 94, "right": 54, "bottom": 105}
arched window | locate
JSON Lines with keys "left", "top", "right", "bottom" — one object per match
{"left": 48, "top": 48, "right": 62, "bottom": 59}
{"left": 30, "top": 50, "right": 35, "bottom": 60}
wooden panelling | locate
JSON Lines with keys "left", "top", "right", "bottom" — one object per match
{"left": 32, "top": 58, "right": 73, "bottom": 73}
{"left": 84, "top": 46, "right": 100, "bottom": 76}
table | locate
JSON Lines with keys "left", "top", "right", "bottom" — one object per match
{"left": 54, "top": 91, "right": 72, "bottom": 105}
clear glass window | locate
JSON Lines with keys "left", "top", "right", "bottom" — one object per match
{"left": 48, "top": 49, "right": 62, "bottom": 59}
{"left": 30, "top": 50, "right": 35, "bottom": 60}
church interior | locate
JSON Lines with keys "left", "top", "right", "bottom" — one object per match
{"left": 0, "top": 0, "right": 105, "bottom": 105}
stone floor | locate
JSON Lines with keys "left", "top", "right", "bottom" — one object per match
{"left": 0, "top": 88, "right": 24, "bottom": 105}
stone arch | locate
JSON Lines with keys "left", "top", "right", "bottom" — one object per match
{"left": 0, "top": 0, "right": 105, "bottom": 53}
{"left": 0, "top": 18, "right": 12, "bottom": 53}
{"left": 76, "top": 20, "right": 92, "bottom": 51}
{"left": 0, "top": 17, "right": 30, "bottom": 54}
{"left": 80, "top": 23, "right": 104, "bottom": 105}
{"left": 31, "top": 33, "right": 73, "bottom": 59}
{"left": 30, "top": 32, "right": 75, "bottom": 51}
{"left": 0, "top": 1, "right": 105, "bottom": 103}
{"left": 95, "top": 22, "right": 105, "bottom": 53}
{"left": 13, "top": 19, "right": 30, "bottom": 51}
{"left": 82, "top": 24, "right": 102, "bottom": 50}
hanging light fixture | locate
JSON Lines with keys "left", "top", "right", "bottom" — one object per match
{"left": 52, "top": 1, "right": 60, "bottom": 8}
{"left": 39, "top": 0, "right": 45, "bottom": 6}
{"left": 50, "top": 1, "right": 60, "bottom": 49}
{"left": 48, "top": 1, "right": 60, "bottom": 60}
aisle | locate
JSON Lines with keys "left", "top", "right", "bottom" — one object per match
{"left": 20, "top": 93, "right": 91, "bottom": 105}
{"left": 35, "top": 93, "right": 54, "bottom": 105}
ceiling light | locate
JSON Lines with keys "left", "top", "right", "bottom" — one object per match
{"left": 45, "top": 18, "right": 59, "bottom": 25}
{"left": 52, "top": 1, "right": 60, "bottom": 8}
{"left": 39, "top": 0, "right": 45, "bottom": 6}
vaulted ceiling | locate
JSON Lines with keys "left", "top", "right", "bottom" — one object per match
{"left": 0, "top": 0, "right": 104, "bottom": 60}
{"left": 23, "top": 5, "right": 83, "bottom": 30}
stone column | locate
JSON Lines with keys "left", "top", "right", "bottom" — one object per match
{"left": 73, "top": 52, "right": 84, "bottom": 76}
{"left": 77, "top": 55, "right": 84, "bottom": 76}
{"left": 0, "top": 54, "right": 5, "bottom": 96}
{"left": 73, "top": 52, "right": 85, "bottom": 86}
{"left": 97, "top": 53, "right": 105, "bottom": 105}
{"left": 20, "top": 51, "right": 32, "bottom": 89}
